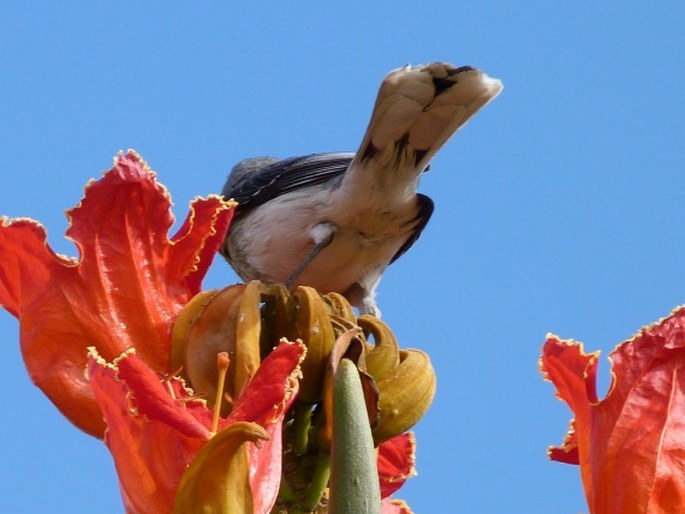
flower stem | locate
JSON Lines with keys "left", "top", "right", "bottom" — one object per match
{"left": 277, "top": 478, "right": 296, "bottom": 503}
{"left": 293, "top": 403, "right": 313, "bottom": 456}
{"left": 300, "top": 451, "right": 331, "bottom": 512}
{"left": 329, "top": 358, "right": 381, "bottom": 514}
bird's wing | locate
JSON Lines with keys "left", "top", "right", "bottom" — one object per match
{"left": 223, "top": 152, "right": 355, "bottom": 213}
{"left": 390, "top": 193, "right": 434, "bottom": 264}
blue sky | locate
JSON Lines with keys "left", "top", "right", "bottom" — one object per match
{"left": 1, "top": 2, "right": 684, "bottom": 512}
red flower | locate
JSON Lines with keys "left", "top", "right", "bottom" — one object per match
{"left": 378, "top": 432, "right": 416, "bottom": 513}
{"left": 0, "top": 151, "right": 234, "bottom": 437}
{"left": 378, "top": 432, "right": 416, "bottom": 497}
{"left": 0, "top": 152, "right": 421, "bottom": 512}
{"left": 88, "top": 340, "right": 305, "bottom": 514}
{"left": 541, "top": 306, "right": 685, "bottom": 514}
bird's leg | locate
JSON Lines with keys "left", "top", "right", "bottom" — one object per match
{"left": 285, "top": 222, "right": 337, "bottom": 289}
{"left": 343, "top": 278, "right": 382, "bottom": 318}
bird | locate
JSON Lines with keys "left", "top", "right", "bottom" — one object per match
{"left": 220, "top": 62, "right": 502, "bottom": 316}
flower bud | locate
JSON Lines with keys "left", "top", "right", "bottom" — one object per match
{"left": 372, "top": 348, "right": 436, "bottom": 444}
{"left": 293, "top": 286, "right": 336, "bottom": 403}
{"left": 171, "top": 280, "right": 435, "bottom": 446}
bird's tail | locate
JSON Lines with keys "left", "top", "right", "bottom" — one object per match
{"left": 348, "top": 62, "right": 502, "bottom": 189}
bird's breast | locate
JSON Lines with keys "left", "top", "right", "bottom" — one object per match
{"left": 226, "top": 188, "right": 419, "bottom": 294}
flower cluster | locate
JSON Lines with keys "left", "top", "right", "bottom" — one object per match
{"left": 0, "top": 152, "right": 428, "bottom": 513}
{"left": 6, "top": 151, "right": 685, "bottom": 514}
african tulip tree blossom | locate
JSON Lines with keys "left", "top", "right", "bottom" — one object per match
{"left": 0, "top": 151, "right": 235, "bottom": 436}
{"left": 88, "top": 340, "right": 305, "bottom": 514}
{"left": 0, "top": 151, "right": 421, "bottom": 513}
{"left": 541, "top": 306, "right": 685, "bottom": 514}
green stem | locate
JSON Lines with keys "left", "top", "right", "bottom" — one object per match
{"left": 293, "top": 403, "right": 313, "bottom": 456}
{"left": 329, "top": 359, "right": 381, "bottom": 514}
{"left": 300, "top": 451, "right": 331, "bottom": 512}
{"left": 277, "top": 477, "right": 296, "bottom": 503}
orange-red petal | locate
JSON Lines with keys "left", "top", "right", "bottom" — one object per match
{"left": 540, "top": 335, "right": 598, "bottom": 495}
{"left": 228, "top": 340, "right": 306, "bottom": 514}
{"left": 377, "top": 432, "right": 416, "bottom": 498}
{"left": 541, "top": 306, "right": 685, "bottom": 513}
{"left": 381, "top": 498, "right": 414, "bottom": 514}
{"left": 0, "top": 151, "right": 234, "bottom": 437}
{"left": 88, "top": 349, "right": 207, "bottom": 514}
{"left": 88, "top": 341, "right": 305, "bottom": 514}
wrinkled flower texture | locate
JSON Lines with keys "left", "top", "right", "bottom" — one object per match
{"left": 541, "top": 306, "right": 685, "bottom": 514}
{"left": 0, "top": 151, "right": 416, "bottom": 514}
{"left": 0, "top": 151, "right": 234, "bottom": 437}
